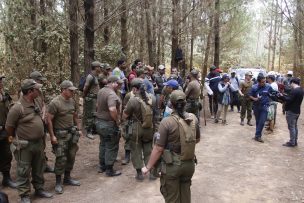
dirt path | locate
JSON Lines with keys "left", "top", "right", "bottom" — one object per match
{"left": 2, "top": 103, "right": 304, "bottom": 203}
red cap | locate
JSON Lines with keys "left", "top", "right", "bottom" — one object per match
{"left": 215, "top": 68, "right": 223, "bottom": 73}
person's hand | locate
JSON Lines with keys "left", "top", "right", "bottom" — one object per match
{"left": 8, "top": 136, "right": 13, "bottom": 143}
{"left": 78, "top": 131, "right": 83, "bottom": 137}
{"left": 240, "top": 93, "right": 244, "bottom": 97}
{"left": 141, "top": 166, "right": 150, "bottom": 175}
{"left": 51, "top": 136, "right": 58, "bottom": 145}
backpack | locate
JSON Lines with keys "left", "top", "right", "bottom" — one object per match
{"left": 171, "top": 113, "right": 196, "bottom": 160}
{"left": 135, "top": 96, "right": 153, "bottom": 129}
{"left": 78, "top": 73, "right": 94, "bottom": 92}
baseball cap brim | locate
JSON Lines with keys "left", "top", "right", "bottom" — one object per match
{"left": 117, "top": 79, "right": 124, "bottom": 84}
{"left": 68, "top": 86, "right": 78, "bottom": 90}
{"left": 34, "top": 83, "right": 43, "bottom": 89}
{"left": 38, "top": 77, "right": 47, "bottom": 81}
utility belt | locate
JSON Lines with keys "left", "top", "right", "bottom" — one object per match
{"left": 187, "top": 98, "right": 199, "bottom": 103}
{"left": 85, "top": 93, "right": 97, "bottom": 99}
{"left": 96, "top": 118, "right": 116, "bottom": 125}
{"left": 54, "top": 126, "right": 80, "bottom": 143}
{"left": 10, "top": 137, "right": 43, "bottom": 153}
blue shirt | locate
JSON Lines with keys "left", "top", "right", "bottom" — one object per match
{"left": 143, "top": 79, "right": 154, "bottom": 95}
{"left": 249, "top": 84, "right": 274, "bottom": 107}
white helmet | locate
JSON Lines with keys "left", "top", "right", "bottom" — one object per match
{"left": 287, "top": 70, "right": 293, "bottom": 75}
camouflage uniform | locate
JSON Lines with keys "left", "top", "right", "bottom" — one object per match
{"left": 240, "top": 79, "right": 254, "bottom": 123}
{"left": 6, "top": 79, "right": 52, "bottom": 200}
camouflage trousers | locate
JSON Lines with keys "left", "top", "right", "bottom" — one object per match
{"left": 130, "top": 122, "right": 153, "bottom": 169}
{"left": 121, "top": 122, "right": 131, "bottom": 151}
{"left": 240, "top": 97, "right": 253, "bottom": 121}
{"left": 13, "top": 138, "right": 45, "bottom": 197}
{"left": 160, "top": 160, "right": 195, "bottom": 203}
{"left": 83, "top": 96, "right": 97, "bottom": 132}
{"left": 96, "top": 119, "right": 120, "bottom": 167}
{"left": 53, "top": 131, "right": 79, "bottom": 175}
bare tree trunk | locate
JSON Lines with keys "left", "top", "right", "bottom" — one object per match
{"left": 30, "top": 0, "right": 37, "bottom": 53}
{"left": 278, "top": 0, "right": 283, "bottom": 73}
{"left": 171, "top": 0, "right": 179, "bottom": 68}
{"left": 202, "top": 13, "right": 213, "bottom": 83}
{"left": 40, "top": 0, "right": 47, "bottom": 69}
{"left": 139, "top": 4, "right": 145, "bottom": 61}
{"left": 121, "top": 0, "right": 128, "bottom": 59}
{"left": 271, "top": 0, "right": 279, "bottom": 71}
{"left": 213, "top": 0, "right": 220, "bottom": 67}
{"left": 145, "top": 0, "right": 154, "bottom": 66}
{"left": 267, "top": 0, "right": 274, "bottom": 71}
{"left": 157, "top": 0, "right": 164, "bottom": 66}
{"left": 104, "top": 0, "right": 110, "bottom": 45}
{"left": 189, "top": 0, "right": 195, "bottom": 70}
{"left": 84, "top": 0, "right": 95, "bottom": 74}
{"left": 69, "top": 0, "right": 79, "bottom": 84}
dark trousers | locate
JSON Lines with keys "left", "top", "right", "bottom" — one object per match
{"left": 0, "top": 138, "right": 12, "bottom": 173}
{"left": 208, "top": 93, "right": 218, "bottom": 116}
{"left": 230, "top": 91, "right": 240, "bottom": 111}
{"left": 253, "top": 105, "right": 268, "bottom": 138}
{"left": 286, "top": 111, "right": 300, "bottom": 145}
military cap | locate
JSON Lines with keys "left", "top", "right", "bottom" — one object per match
{"left": 245, "top": 71, "right": 253, "bottom": 76}
{"left": 30, "top": 71, "right": 47, "bottom": 81}
{"left": 136, "top": 68, "right": 146, "bottom": 76}
{"left": 91, "top": 61, "right": 102, "bottom": 68}
{"left": 103, "top": 63, "right": 111, "bottom": 69}
{"left": 210, "top": 65, "right": 217, "bottom": 71}
{"left": 131, "top": 78, "right": 143, "bottom": 87}
{"left": 21, "top": 79, "right": 43, "bottom": 90}
{"left": 107, "top": 75, "right": 124, "bottom": 84}
{"left": 190, "top": 69, "right": 199, "bottom": 76}
{"left": 60, "top": 80, "right": 78, "bottom": 90}
{"left": 170, "top": 90, "right": 186, "bottom": 103}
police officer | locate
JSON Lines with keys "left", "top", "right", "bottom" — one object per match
{"left": 142, "top": 90, "right": 200, "bottom": 203}
{"left": 47, "top": 80, "right": 82, "bottom": 194}
{"left": 239, "top": 71, "right": 254, "bottom": 126}
{"left": 29, "top": 71, "right": 54, "bottom": 173}
{"left": 95, "top": 76, "right": 123, "bottom": 176}
{"left": 6, "top": 79, "right": 53, "bottom": 203}
{"left": 123, "top": 78, "right": 154, "bottom": 180}
{"left": 83, "top": 61, "right": 101, "bottom": 139}
{"left": 0, "top": 75, "right": 16, "bottom": 189}
{"left": 185, "top": 69, "right": 201, "bottom": 120}
{"left": 249, "top": 74, "right": 275, "bottom": 143}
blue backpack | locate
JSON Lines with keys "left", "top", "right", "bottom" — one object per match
{"left": 78, "top": 75, "right": 87, "bottom": 92}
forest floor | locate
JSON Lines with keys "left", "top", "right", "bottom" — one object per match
{"left": 2, "top": 103, "right": 304, "bottom": 203}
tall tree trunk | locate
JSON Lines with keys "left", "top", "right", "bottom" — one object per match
{"left": 40, "top": 0, "right": 47, "bottom": 69}
{"left": 145, "top": 0, "right": 154, "bottom": 66}
{"left": 267, "top": 0, "right": 274, "bottom": 71}
{"left": 271, "top": 0, "right": 279, "bottom": 71}
{"left": 29, "top": 0, "right": 37, "bottom": 66}
{"left": 171, "top": 0, "right": 179, "bottom": 68}
{"left": 202, "top": 13, "right": 213, "bottom": 83}
{"left": 121, "top": 0, "right": 128, "bottom": 59}
{"left": 104, "top": 0, "right": 110, "bottom": 45}
{"left": 278, "top": 0, "right": 283, "bottom": 73}
{"left": 213, "top": 0, "right": 220, "bottom": 67}
{"left": 69, "top": 0, "right": 79, "bottom": 84}
{"left": 139, "top": 4, "right": 145, "bottom": 61}
{"left": 84, "top": 0, "right": 95, "bottom": 73}
{"left": 156, "top": 0, "right": 164, "bottom": 66}
{"left": 189, "top": 0, "right": 195, "bottom": 71}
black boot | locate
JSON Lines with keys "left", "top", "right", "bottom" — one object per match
{"left": 106, "top": 165, "right": 121, "bottom": 177}
{"left": 35, "top": 189, "right": 53, "bottom": 198}
{"left": 55, "top": 175, "right": 63, "bottom": 194}
{"left": 135, "top": 169, "right": 144, "bottom": 181}
{"left": 20, "top": 195, "right": 31, "bottom": 203}
{"left": 63, "top": 171, "right": 80, "bottom": 186}
{"left": 121, "top": 150, "right": 131, "bottom": 165}
{"left": 2, "top": 171, "right": 17, "bottom": 189}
